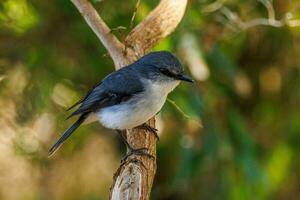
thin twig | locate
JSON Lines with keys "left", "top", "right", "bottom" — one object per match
{"left": 202, "top": 0, "right": 226, "bottom": 13}
{"left": 111, "top": 26, "right": 127, "bottom": 43}
{"left": 167, "top": 98, "right": 203, "bottom": 128}
{"left": 258, "top": 0, "right": 275, "bottom": 20}
{"left": 129, "top": 0, "right": 141, "bottom": 31}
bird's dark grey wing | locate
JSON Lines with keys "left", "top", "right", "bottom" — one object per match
{"left": 66, "top": 81, "right": 102, "bottom": 111}
{"left": 67, "top": 66, "right": 144, "bottom": 118}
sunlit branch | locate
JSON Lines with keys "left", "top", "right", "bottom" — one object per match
{"left": 287, "top": 19, "right": 300, "bottom": 27}
{"left": 70, "top": 0, "right": 126, "bottom": 68}
{"left": 206, "top": 0, "right": 300, "bottom": 31}
{"left": 125, "top": 0, "right": 188, "bottom": 57}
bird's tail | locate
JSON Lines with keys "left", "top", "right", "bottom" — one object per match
{"left": 48, "top": 113, "right": 88, "bottom": 157}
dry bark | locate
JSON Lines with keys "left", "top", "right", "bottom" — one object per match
{"left": 70, "top": 0, "right": 188, "bottom": 199}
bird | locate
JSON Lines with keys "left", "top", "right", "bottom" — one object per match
{"left": 48, "top": 51, "right": 193, "bottom": 157}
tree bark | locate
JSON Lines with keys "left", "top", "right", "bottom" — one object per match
{"left": 70, "top": 0, "right": 188, "bottom": 199}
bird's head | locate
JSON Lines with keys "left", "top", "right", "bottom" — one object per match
{"left": 137, "top": 51, "right": 194, "bottom": 84}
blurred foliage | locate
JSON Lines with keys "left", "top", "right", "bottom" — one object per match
{"left": 1, "top": 0, "right": 300, "bottom": 199}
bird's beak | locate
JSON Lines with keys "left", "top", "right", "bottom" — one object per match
{"left": 177, "top": 74, "right": 194, "bottom": 83}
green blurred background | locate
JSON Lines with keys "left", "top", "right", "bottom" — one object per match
{"left": 1, "top": 0, "right": 300, "bottom": 199}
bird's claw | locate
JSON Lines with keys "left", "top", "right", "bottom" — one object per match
{"left": 139, "top": 123, "right": 159, "bottom": 140}
{"left": 121, "top": 147, "right": 154, "bottom": 163}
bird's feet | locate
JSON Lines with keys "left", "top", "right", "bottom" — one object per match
{"left": 138, "top": 123, "right": 159, "bottom": 140}
{"left": 121, "top": 146, "right": 154, "bottom": 163}
{"left": 116, "top": 130, "right": 155, "bottom": 163}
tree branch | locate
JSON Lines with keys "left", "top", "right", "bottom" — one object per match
{"left": 70, "top": 0, "right": 127, "bottom": 67}
{"left": 125, "top": 0, "right": 188, "bottom": 58}
{"left": 69, "top": 0, "right": 188, "bottom": 199}
{"left": 204, "top": 0, "right": 300, "bottom": 31}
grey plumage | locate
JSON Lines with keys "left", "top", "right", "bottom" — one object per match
{"left": 67, "top": 66, "right": 144, "bottom": 119}
{"left": 48, "top": 51, "right": 193, "bottom": 157}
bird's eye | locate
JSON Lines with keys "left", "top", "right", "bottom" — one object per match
{"left": 159, "top": 68, "right": 174, "bottom": 77}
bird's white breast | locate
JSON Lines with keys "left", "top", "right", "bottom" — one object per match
{"left": 96, "top": 80, "right": 179, "bottom": 130}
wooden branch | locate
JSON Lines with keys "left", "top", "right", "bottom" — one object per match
{"left": 70, "top": 0, "right": 188, "bottom": 199}
{"left": 125, "top": 0, "right": 188, "bottom": 57}
{"left": 110, "top": 119, "right": 157, "bottom": 200}
{"left": 70, "top": 0, "right": 127, "bottom": 67}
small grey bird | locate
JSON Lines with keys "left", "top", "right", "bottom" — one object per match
{"left": 48, "top": 51, "right": 193, "bottom": 157}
